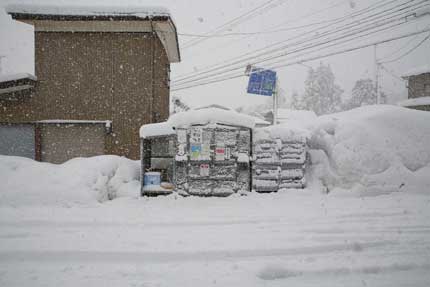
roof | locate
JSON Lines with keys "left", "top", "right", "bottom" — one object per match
{"left": 0, "top": 73, "right": 37, "bottom": 98}
{"left": 397, "top": 96, "right": 430, "bottom": 107}
{"left": 5, "top": 4, "right": 170, "bottom": 20}
{"left": 168, "top": 106, "right": 256, "bottom": 129}
{"left": 139, "top": 106, "right": 256, "bottom": 138}
{"left": 140, "top": 122, "right": 175, "bottom": 139}
{"left": 0, "top": 73, "right": 37, "bottom": 83}
{"left": 402, "top": 65, "right": 430, "bottom": 78}
{"left": 6, "top": 4, "right": 180, "bottom": 63}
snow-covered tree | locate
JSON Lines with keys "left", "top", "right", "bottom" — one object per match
{"left": 302, "top": 63, "right": 343, "bottom": 115}
{"left": 172, "top": 96, "right": 190, "bottom": 114}
{"left": 343, "top": 78, "right": 386, "bottom": 110}
{"left": 290, "top": 90, "right": 304, "bottom": 110}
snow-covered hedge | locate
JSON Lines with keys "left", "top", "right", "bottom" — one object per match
{"left": 0, "top": 155, "right": 140, "bottom": 206}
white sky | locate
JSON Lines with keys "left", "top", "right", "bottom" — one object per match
{"left": 0, "top": 0, "right": 429, "bottom": 109}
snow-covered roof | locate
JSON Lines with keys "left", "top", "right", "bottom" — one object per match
{"left": 0, "top": 73, "right": 37, "bottom": 83}
{"left": 5, "top": 4, "right": 170, "bottom": 19}
{"left": 140, "top": 106, "right": 256, "bottom": 138}
{"left": 397, "top": 96, "right": 430, "bottom": 107}
{"left": 402, "top": 65, "right": 430, "bottom": 78}
{"left": 140, "top": 122, "right": 175, "bottom": 139}
{"left": 168, "top": 106, "right": 256, "bottom": 129}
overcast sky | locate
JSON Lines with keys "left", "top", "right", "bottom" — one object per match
{"left": 0, "top": 0, "right": 429, "bottom": 109}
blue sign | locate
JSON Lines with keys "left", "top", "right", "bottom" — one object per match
{"left": 247, "top": 68, "right": 277, "bottom": 96}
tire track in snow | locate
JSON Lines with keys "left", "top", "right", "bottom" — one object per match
{"left": 0, "top": 241, "right": 394, "bottom": 264}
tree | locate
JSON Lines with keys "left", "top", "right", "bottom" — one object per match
{"left": 172, "top": 96, "right": 190, "bottom": 114}
{"left": 290, "top": 90, "right": 304, "bottom": 110}
{"left": 302, "top": 63, "right": 343, "bottom": 115}
{"left": 344, "top": 78, "right": 386, "bottom": 110}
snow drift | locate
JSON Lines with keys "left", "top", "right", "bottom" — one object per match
{"left": 0, "top": 155, "right": 140, "bottom": 206}
{"left": 305, "top": 105, "right": 430, "bottom": 195}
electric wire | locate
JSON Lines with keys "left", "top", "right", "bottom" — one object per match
{"left": 172, "top": 1, "right": 428, "bottom": 87}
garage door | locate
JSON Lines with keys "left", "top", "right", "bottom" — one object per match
{"left": 40, "top": 124, "right": 106, "bottom": 164}
{"left": 0, "top": 124, "right": 35, "bottom": 159}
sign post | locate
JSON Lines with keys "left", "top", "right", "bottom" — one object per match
{"left": 246, "top": 66, "right": 278, "bottom": 125}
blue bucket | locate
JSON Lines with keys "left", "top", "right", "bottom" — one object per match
{"left": 144, "top": 172, "right": 161, "bottom": 186}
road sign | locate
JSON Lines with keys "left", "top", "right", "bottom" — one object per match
{"left": 247, "top": 68, "right": 277, "bottom": 96}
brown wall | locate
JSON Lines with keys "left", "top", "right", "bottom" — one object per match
{"left": 40, "top": 124, "right": 106, "bottom": 164}
{"left": 0, "top": 31, "right": 170, "bottom": 160}
{"left": 408, "top": 73, "right": 430, "bottom": 99}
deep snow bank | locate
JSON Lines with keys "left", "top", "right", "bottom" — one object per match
{"left": 0, "top": 155, "right": 140, "bottom": 206}
{"left": 306, "top": 105, "right": 430, "bottom": 194}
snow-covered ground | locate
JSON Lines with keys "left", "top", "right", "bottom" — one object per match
{"left": 1, "top": 192, "right": 430, "bottom": 286}
{"left": 1, "top": 105, "right": 430, "bottom": 286}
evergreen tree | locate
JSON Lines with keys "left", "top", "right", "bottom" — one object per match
{"left": 302, "top": 63, "right": 343, "bottom": 115}
{"left": 290, "top": 90, "right": 304, "bottom": 110}
{"left": 344, "top": 78, "right": 386, "bottom": 110}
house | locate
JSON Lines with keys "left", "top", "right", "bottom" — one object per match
{"left": 0, "top": 4, "right": 180, "bottom": 163}
{"left": 399, "top": 66, "right": 430, "bottom": 111}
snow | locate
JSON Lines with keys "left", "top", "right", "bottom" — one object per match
{"left": 306, "top": 105, "right": 430, "bottom": 195}
{"left": 402, "top": 65, "right": 430, "bottom": 78}
{"left": 5, "top": 4, "right": 171, "bottom": 19}
{"left": 0, "top": 73, "right": 36, "bottom": 83}
{"left": 38, "top": 119, "right": 112, "bottom": 128}
{"left": 277, "top": 108, "right": 317, "bottom": 125}
{"left": 170, "top": 106, "right": 255, "bottom": 128}
{"left": 140, "top": 106, "right": 255, "bottom": 138}
{"left": 0, "top": 155, "right": 140, "bottom": 206}
{"left": 1, "top": 189, "right": 430, "bottom": 286}
{"left": 1, "top": 105, "right": 430, "bottom": 285}
{"left": 139, "top": 122, "right": 175, "bottom": 138}
{"left": 397, "top": 96, "right": 430, "bottom": 107}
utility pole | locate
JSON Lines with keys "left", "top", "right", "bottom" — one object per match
{"left": 374, "top": 45, "right": 380, "bottom": 104}
{"left": 0, "top": 55, "right": 5, "bottom": 75}
{"left": 273, "top": 76, "right": 279, "bottom": 125}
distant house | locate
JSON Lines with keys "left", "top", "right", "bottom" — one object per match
{"left": 399, "top": 66, "right": 430, "bottom": 111}
{"left": 0, "top": 4, "right": 180, "bottom": 163}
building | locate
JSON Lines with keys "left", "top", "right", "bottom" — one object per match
{"left": 399, "top": 66, "right": 430, "bottom": 111}
{"left": 0, "top": 4, "right": 180, "bottom": 163}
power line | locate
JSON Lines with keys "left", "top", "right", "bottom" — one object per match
{"left": 172, "top": 21, "right": 413, "bottom": 91}
{"left": 193, "top": 0, "right": 351, "bottom": 57}
{"left": 171, "top": 27, "right": 430, "bottom": 91}
{"left": 173, "top": 2, "right": 428, "bottom": 87}
{"left": 174, "top": 0, "right": 422, "bottom": 83}
{"left": 380, "top": 32, "right": 430, "bottom": 63}
{"left": 181, "top": 0, "right": 287, "bottom": 49}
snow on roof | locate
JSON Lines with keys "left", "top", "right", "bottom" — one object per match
{"left": 140, "top": 106, "right": 256, "bottom": 138}
{"left": 168, "top": 106, "right": 256, "bottom": 129}
{"left": 0, "top": 73, "right": 37, "bottom": 83}
{"left": 397, "top": 96, "right": 430, "bottom": 107}
{"left": 5, "top": 4, "right": 170, "bottom": 19}
{"left": 140, "top": 122, "right": 175, "bottom": 139}
{"left": 402, "top": 65, "right": 430, "bottom": 78}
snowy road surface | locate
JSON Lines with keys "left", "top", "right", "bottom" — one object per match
{"left": 1, "top": 191, "right": 430, "bottom": 286}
